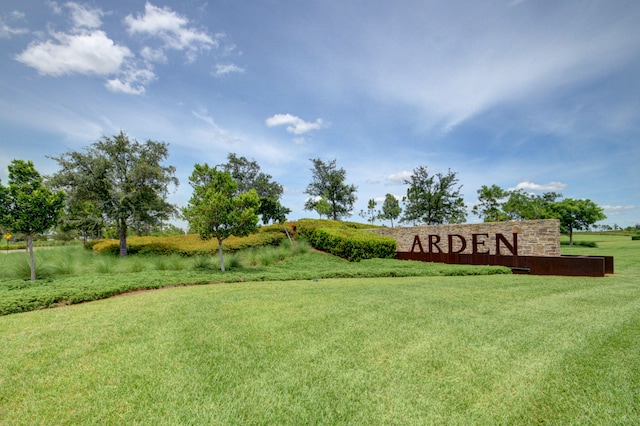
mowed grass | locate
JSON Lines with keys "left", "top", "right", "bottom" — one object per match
{"left": 0, "top": 234, "right": 639, "bottom": 424}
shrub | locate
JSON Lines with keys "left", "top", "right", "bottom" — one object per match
{"left": 297, "top": 219, "right": 396, "bottom": 262}
{"left": 87, "top": 224, "right": 294, "bottom": 257}
{"left": 632, "top": 236, "right": 640, "bottom": 241}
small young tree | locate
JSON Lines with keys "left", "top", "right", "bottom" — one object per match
{"left": 304, "top": 158, "right": 357, "bottom": 221}
{"left": 308, "top": 197, "right": 333, "bottom": 219}
{"left": 548, "top": 198, "right": 606, "bottom": 245}
{"left": 182, "top": 164, "right": 260, "bottom": 271}
{"left": 359, "top": 199, "right": 378, "bottom": 225}
{"left": 378, "top": 193, "right": 402, "bottom": 227}
{"left": 0, "top": 160, "right": 65, "bottom": 280}
{"left": 401, "top": 166, "right": 466, "bottom": 225}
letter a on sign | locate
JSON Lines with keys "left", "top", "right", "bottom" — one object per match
{"left": 411, "top": 235, "right": 424, "bottom": 253}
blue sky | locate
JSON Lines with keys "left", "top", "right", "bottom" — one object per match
{"left": 1, "top": 0, "right": 638, "bottom": 228}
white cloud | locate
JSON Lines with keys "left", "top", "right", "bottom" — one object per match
{"left": 105, "top": 67, "right": 155, "bottom": 95}
{"left": 15, "top": 30, "right": 133, "bottom": 76}
{"left": 214, "top": 63, "right": 245, "bottom": 76}
{"left": 386, "top": 171, "right": 412, "bottom": 185}
{"left": 125, "top": 2, "right": 216, "bottom": 61}
{"left": 602, "top": 205, "right": 635, "bottom": 212}
{"left": 192, "top": 109, "right": 241, "bottom": 146}
{"left": 265, "top": 113, "right": 324, "bottom": 135}
{"left": 66, "top": 2, "right": 103, "bottom": 29}
{"left": 0, "top": 11, "right": 29, "bottom": 38}
{"left": 141, "top": 46, "right": 167, "bottom": 63}
{"left": 512, "top": 181, "right": 567, "bottom": 192}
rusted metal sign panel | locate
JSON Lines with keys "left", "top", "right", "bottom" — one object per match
{"left": 396, "top": 252, "right": 613, "bottom": 277}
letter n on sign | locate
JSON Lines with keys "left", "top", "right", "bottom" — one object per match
{"left": 496, "top": 233, "right": 518, "bottom": 255}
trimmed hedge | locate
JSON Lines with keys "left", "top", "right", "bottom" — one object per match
{"left": 297, "top": 219, "right": 396, "bottom": 262}
{"left": 88, "top": 223, "right": 294, "bottom": 256}
{"left": 632, "top": 236, "right": 640, "bottom": 241}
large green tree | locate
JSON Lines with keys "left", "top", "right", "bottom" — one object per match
{"left": 472, "top": 184, "right": 510, "bottom": 222}
{"left": 502, "top": 189, "right": 561, "bottom": 221}
{"left": 378, "top": 193, "right": 402, "bottom": 228}
{"left": 220, "top": 153, "right": 289, "bottom": 225}
{"left": 0, "top": 160, "right": 65, "bottom": 280}
{"left": 182, "top": 164, "right": 260, "bottom": 271}
{"left": 304, "top": 158, "right": 357, "bottom": 221}
{"left": 548, "top": 198, "right": 606, "bottom": 245}
{"left": 49, "top": 131, "right": 178, "bottom": 256}
{"left": 401, "top": 166, "right": 466, "bottom": 225}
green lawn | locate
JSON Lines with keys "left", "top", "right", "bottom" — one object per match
{"left": 0, "top": 234, "right": 638, "bottom": 424}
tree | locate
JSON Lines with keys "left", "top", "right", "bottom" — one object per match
{"left": 182, "top": 164, "right": 260, "bottom": 271}
{"left": 401, "top": 166, "right": 466, "bottom": 225}
{"left": 472, "top": 184, "right": 510, "bottom": 222}
{"left": 49, "top": 131, "right": 178, "bottom": 256}
{"left": 304, "top": 158, "right": 357, "bottom": 221}
{"left": 257, "top": 197, "right": 291, "bottom": 225}
{"left": 359, "top": 199, "right": 378, "bottom": 225}
{"left": 220, "top": 153, "right": 289, "bottom": 225}
{"left": 378, "top": 193, "right": 402, "bottom": 227}
{"left": 0, "top": 160, "right": 65, "bottom": 280}
{"left": 310, "top": 197, "right": 333, "bottom": 219}
{"left": 502, "top": 190, "right": 560, "bottom": 221}
{"left": 221, "top": 153, "right": 283, "bottom": 200}
{"left": 57, "top": 200, "right": 104, "bottom": 244}
{"left": 548, "top": 198, "right": 606, "bottom": 245}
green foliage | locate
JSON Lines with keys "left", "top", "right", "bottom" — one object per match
{"left": 549, "top": 198, "right": 607, "bottom": 245}
{"left": 631, "top": 236, "right": 640, "bottom": 241}
{"left": 88, "top": 225, "right": 291, "bottom": 256}
{"left": 297, "top": 219, "right": 396, "bottom": 261}
{"left": 49, "top": 131, "right": 178, "bottom": 256}
{"left": 378, "top": 193, "right": 402, "bottom": 227}
{"left": 221, "top": 153, "right": 290, "bottom": 224}
{"left": 502, "top": 189, "right": 561, "bottom": 220}
{"left": 1, "top": 249, "right": 638, "bottom": 424}
{"left": 472, "top": 184, "right": 510, "bottom": 222}
{"left": 359, "top": 198, "right": 378, "bottom": 225}
{"left": 304, "top": 158, "right": 358, "bottom": 220}
{"left": 560, "top": 240, "right": 597, "bottom": 248}
{"left": 0, "top": 160, "right": 65, "bottom": 280}
{"left": 401, "top": 166, "right": 466, "bottom": 225}
{"left": 182, "top": 164, "right": 261, "bottom": 271}
{"left": 0, "top": 244, "right": 510, "bottom": 315}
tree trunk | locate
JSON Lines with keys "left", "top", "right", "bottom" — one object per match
{"left": 569, "top": 227, "right": 574, "bottom": 246}
{"left": 27, "top": 235, "right": 36, "bottom": 281}
{"left": 218, "top": 237, "right": 225, "bottom": 271}
{"left": 119, "top": 218, "right": 128, "bottom": 257}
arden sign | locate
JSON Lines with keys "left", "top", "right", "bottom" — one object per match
{"left": 364, "top": 219, "right": 613, "bottom": 276}
{"left": 410, "top": 233, "right": 518, "bottom": 256}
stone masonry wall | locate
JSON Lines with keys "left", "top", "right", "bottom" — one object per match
{"left": 364, "top": 219, "right": 560, "bottom": 257}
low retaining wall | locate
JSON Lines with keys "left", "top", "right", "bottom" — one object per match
{"left": 364, "top": 219, "right": 561, "bottom": 257}
{"left": 365, "top": 220, "right": 612, "bottom": 276}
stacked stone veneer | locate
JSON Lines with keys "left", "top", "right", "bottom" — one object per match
{"left": 364, "top": 219, "right": 561, "bottom": 257}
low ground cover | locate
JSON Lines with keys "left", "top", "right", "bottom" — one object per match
{"left": 0, "top": 240, "right": 509, "bottom": 315}
{"left": 0, "top": 233, "right": 636, "bottom": 424}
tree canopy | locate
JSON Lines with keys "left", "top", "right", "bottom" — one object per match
{"left": 182, "top": 163, "right": 260, "bottom": 271}
{"left": 49, "top": 131, "right": 178, "bottom": 256}
{"left": 304, "top": 158, "right": 357, "bottom": 221}
{"left": 548, "top": 198, "right": 606, "bottom": 245}
{"left": 220, "top": 153, "right": 289, "bottom": 225}
{"left": 378, "top": 193, "right": 402, "bottom": 228}
{"left": 0, "top": 160, "right": 65, "bottom": 280}
{"left": 401, "top": 166, "right": 466, "bottom": 225}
